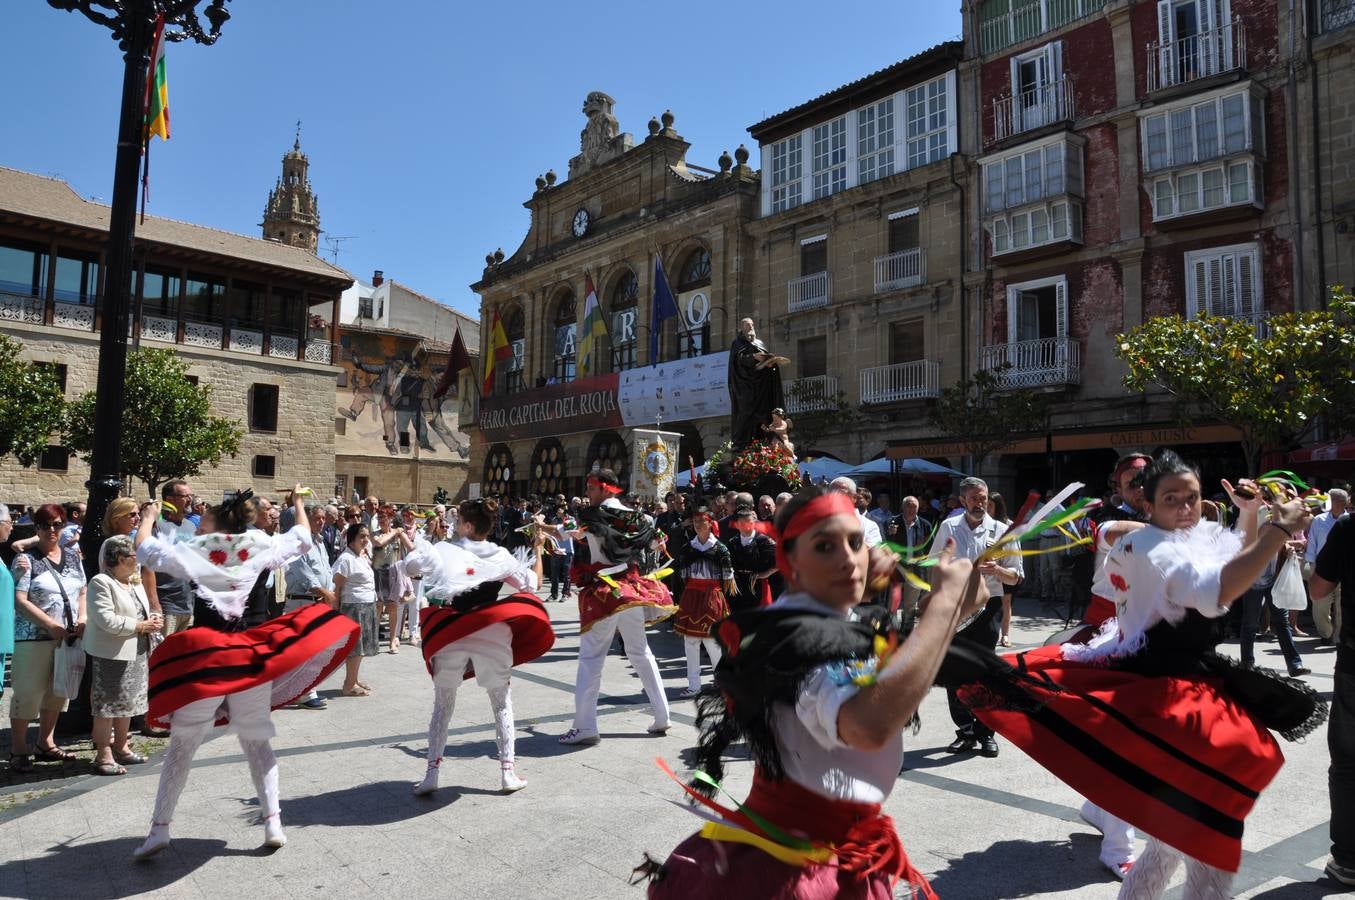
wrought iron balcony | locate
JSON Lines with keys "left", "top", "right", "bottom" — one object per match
{"left": 859, "top": 360, "right": 940, "bottom": 404}
{"left": 1147, "top": 18, "right": 1246, "bottom": 93}
{"left": 873, "top": 248, "right": 926, "bottom": 293}
{"left": 993, "top": 75, "right": 1075, "bottom": 142}
{"left": 787, "top": 271, "right": 830, "bottom": 313}
{"left": 783, "top": 374, "right": 839, "bottom": 414}
{"left": 980, "top": 336, "right": 1081, "bottom": 389}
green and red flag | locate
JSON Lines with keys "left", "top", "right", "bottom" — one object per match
{"left": 144, "top": 14, "right": 170, "bottom": 143}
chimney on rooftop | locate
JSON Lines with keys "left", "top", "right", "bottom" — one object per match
{"left": 372, "top": 270, "right": 384, "bottom": 287}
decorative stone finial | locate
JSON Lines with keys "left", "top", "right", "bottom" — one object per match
{"left": 734, "top": 144, "right": 750, "bottom": 166}
{"left": 493, "top": 248, "right": 505, "bottom": 263}
{"left": 718, "top": 149, "right": 732, "bottom": 173}
{"left": 661, "top": 109, "right": 675, "bottom": 129}
{"left": 485, "top": 253, "right": 496, "bottom": 267}
{"left": 535, "top": 175, "right": 547, "bottom": 191}
{"left": 545, "top": 169, "right": 557, "bottom": 186}
{"left": 647, "top": 117, "right": 661, "bottom": 136}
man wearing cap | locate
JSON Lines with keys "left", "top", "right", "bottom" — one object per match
{"left": 559, "top": 469, "right": 677, "bottom": 745}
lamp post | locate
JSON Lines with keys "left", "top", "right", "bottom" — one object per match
{"left": 49, "top": 0, "right": 230, "bottom": 576}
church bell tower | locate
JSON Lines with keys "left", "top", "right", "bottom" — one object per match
{"left": 261, "top": 125, "right": 320, "bottom": 253}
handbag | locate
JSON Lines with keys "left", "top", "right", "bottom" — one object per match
{"left": 39, "top": 556, "right": 86, "bottom": 698}
{"left": 1271, "top": 555, "right": 1307, "bottom": 611}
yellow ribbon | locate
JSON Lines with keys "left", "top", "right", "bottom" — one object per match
{"left": 698, "top": 822, "right": 835, "bottom": 867}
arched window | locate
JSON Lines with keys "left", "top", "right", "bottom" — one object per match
{"left": 552, "top": 291, "right": 577, "bottom": 383}
{"left": 483, "top": 444, "right": 515, "bottom": 497}
{"left": 609, "top": 269, "right": 639, "bottom": 372}
{"left": 676, "top": 247, "right": 712, "bottom": 358}
{"left": 586, "top": 430, "right": 630, "bottom": 491}
{"left": 530, "top": 437, "right": 567, "bottom": 496}
{"left": 504, "top": 306, "right": 525, "bottom": 394}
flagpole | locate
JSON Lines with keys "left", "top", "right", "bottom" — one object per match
{"left": 54, "top": 0, "right": 232, "bottom": 579}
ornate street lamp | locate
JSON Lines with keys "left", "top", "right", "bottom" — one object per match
{"left": 49, "top": 1, "right": 230, "bottom": 574}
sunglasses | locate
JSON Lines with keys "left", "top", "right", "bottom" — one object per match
{"left": 36, "top": 521, "right": 63, "bottom": 530}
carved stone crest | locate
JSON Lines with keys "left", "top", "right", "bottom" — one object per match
{"left": 569, "top": 91, "right": 634, "bottom": 178}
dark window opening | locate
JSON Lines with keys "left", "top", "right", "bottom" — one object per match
{"left": 798, "top": 336, "right": 828, "bottom": 378}
{"left": 39, "top": 445, "right": 70, "bottom": 472}
{"left": 800, "top": 240, "right": 827, "bottom": 275}
{"left": 888, "top": 215, "right": 920, "bottom": 254}
{"left": 250, "top": 383, "right": 279, "bottom": 432}
{"left": 252, "top": 455, "right": 276, "bottom": 478}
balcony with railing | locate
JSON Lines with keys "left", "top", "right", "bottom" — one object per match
{"left": 783, "top": 374, "right": 839, "bottom": 414}
{"left": 787, "top": 271, "right": 830, "bottom": 312}
{"left": 1324, "top": 0, "right": 1355, "bottom": 31}
{"left": 980, "top": 336, "right": 1081, "bottom": 388}
{"left": 1147, "top": 18, "right": 1246, "bottom": 93}
{"left": 873, "top": 248, "right": 926, "bottom": 293}
{"left": 0, "top": 291, "right": 333, "bottom": 365}
{"left": 993, "top": 75, "right": 1075, "bottom": 143}
{"left": 860, "top": 360, "right": 940, "bottom": 405}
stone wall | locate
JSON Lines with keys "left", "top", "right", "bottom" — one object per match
{"left": 334, "top": 454, "right": 467, "bottom": 506}
{"left": 0, "top": 320, "right": 337, "bottom": 507}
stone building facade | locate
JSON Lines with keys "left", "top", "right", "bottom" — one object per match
{"left": 746, "top": 42, "right": 972, "bottom": 465}
{"left": 466, "top": 94, "right": 759, "bottom": 498}
{"left": 0, "top": 165, "right": 350, "bottom": 506}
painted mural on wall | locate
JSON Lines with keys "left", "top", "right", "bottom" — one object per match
{"left": 336, "top": 331, "right": 470, "bottom": 459}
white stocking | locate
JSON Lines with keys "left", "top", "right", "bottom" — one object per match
{"left": 1182, "top": 859, "right": 1234, "bottom": 900}
{"left": 239, "top": 738, "right": 280, "bottom": 821}
{"left": 487, "top": 684, "right": 515, "bottom": 764}
{"left": 149, "top": 723, "right": 209, "bottom": 828}
{"left": 1119, "top": 837, "right": 1183, "bottom": 900}
{"left": 426, "top": 686, "right": 458, "bottom": 768}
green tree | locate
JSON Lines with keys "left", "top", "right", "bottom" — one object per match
{"left": 65, "top": 348, "right": 243, "bottom": 497}
{"left": 0, "top": 333, "right": 68, "bottom": 467}
{"left": 929, "top": 366, "right": 1052, "bottom": 475}
{"left": 784, "top": 381, "right": 862, "bottom": 454}
{"left": 1114, "top": 287, "right": 1355, "bottom": 472}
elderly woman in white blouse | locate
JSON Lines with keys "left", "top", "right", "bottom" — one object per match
{"left": 85, "top": 535, "right": 163, "bottom": 776}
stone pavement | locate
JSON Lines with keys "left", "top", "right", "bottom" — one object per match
{"left": 0, "top": 595, "right": 1347, "bottom": 899}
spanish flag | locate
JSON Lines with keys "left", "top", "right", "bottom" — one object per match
{"left": 482, "top": 308, "right": 512, "bottom": 397}
{"left": 144, "top": 15, "right": 169, "bottom": 143}
{"left": 577, "top": 272, "right": 609, "bottom": 377}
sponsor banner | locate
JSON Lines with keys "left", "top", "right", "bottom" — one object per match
{"left": 477, "top": 373, "right": 623, "bottom": 442}
{"left": 618, "top": 351, "right": 729, "bottom": 426}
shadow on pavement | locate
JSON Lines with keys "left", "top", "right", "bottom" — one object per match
{"left": 281, "top": 779, "right": 496, "bottom": 826}
{"left": 1247, "top": 879, "right": 1348, "bottom": 898}
{"left": 925, "top": 836, "right": 1109, "bottom": 898}
{"left": 1, "top": 837, "right": 261, "bottom": 899}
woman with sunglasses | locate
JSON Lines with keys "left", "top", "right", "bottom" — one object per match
{"left": 9, "top": 504, "right": 87, "bottom": 772}
{"left": 131, "top": 487, "right": 358, "bottom": 859}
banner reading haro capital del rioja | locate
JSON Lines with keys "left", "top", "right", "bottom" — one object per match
{"left": 476, "top": 352, "right": 729, "bottom": 443}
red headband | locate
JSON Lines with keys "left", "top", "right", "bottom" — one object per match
{"left": 587, "top": 475, "right": 623, "bottom": 496}
{"left": 774, "top": 492, "right": 859, "bottom": 582}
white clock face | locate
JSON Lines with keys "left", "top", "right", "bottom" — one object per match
{"left": 572, "top": 209, "right": 590, "bottom": 238}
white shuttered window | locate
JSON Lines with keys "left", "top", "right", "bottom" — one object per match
{"left": 1184, "top": 242, "right": 1260, "bottom": 319}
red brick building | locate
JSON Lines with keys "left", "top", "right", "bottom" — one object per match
{"left": 963, "top": 0, "right": 1305, "bottom": 489}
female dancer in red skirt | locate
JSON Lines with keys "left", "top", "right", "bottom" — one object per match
{"left": 672, "top": 509, "right": 736, "bottom": 698}
{"left": 405, "top": 498, "right": 554, "bottom": 796}
{"left": 640, "top": 487, "right": 986, "bottom": 899}
{"left": 960, "top": 451, "right": 1325, "bottom": 898}
{"left": 131, "top": 487, "right": 358, "bottom": 859}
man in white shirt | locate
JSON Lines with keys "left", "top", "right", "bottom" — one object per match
{"left": 830, "top": 477, "right": 881, "bottom": 547}
{"left": 930, "top": 476, "right": 1023, "bottom": 758}
{"left": 1307, "top": 488, "right": 1349, "bottom": 642}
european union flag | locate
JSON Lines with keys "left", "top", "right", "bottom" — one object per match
{"left": 651, "top": 256, "right": 679, "bottom": 365}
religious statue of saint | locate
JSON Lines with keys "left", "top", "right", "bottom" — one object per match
{"left": 727, "top": 318, "right": 789, "bottom": 450}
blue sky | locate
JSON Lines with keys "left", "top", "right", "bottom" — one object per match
{"left": 5, "top": 2, "right": 961, "bottom": 318}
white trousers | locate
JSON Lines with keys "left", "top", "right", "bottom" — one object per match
{"left": 572, "top": 606, "right": 670, "bottom": 735}
{"left": 683, "top": 636, "right": 722, "bottom": 692}
{"left": 426, "top": 623, "right": 516, "bottom": 767}
{"left": 397, "top": 594, "right": 422, "bottom": 642}
{"left": 1081, "top": 799, "right": 1136, "bottom": 864}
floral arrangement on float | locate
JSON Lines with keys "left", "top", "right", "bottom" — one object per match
{"left": 731, "top": 439, "right": 799, "bottom": 488}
